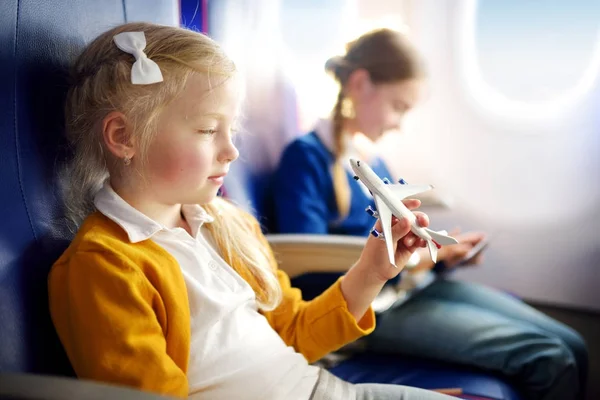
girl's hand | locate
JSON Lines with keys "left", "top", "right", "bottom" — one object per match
{"left": 438, "top": 229, "right": 487, "bottom": 269}
{"left": 356, "top": 199, "right": 429, "bottom": 283}
{"left": 340, "top": 199, "right": 429, "bottom": 320}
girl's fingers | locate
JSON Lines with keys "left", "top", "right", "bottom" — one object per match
{"left": 391, "top": 217, "right": 411, "bottom": 239}
{"left": 375, "top": 211, "right": 431, "bottom": 248}
{"left": 404, "top": 233, "right": 427, "bottom": 248}
{"left": 402, "top": 199, "right": 421, "bottom": 210}
{"left": 414, "top": 212, "right": 429, "bottom": 228}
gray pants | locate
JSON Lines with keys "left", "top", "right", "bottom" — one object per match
{"left": 310, "top": 369, "right": 453, "bottom": 400}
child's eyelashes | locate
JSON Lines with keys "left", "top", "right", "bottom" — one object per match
{"left": 196, "top": 126, "right": 241, "bottom": 139}
{"left": 197, "top": 128, "right": 240, "bottom": 136}
{"left": 197, "top": 128, "right": 217, "bottom": 136}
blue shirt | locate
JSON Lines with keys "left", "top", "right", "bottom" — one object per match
{"left": 272, "top": 131, "right": 393, "bottom": 237}
{"left": 271, "top": 129, "right": 443, "bottom": 303}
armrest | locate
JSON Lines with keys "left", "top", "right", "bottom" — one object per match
{"left": 266, "top": 234, "right": 423, "bottom": 279}
{"left": 265, "top": 234, "right": 365, "bottom": 278}
{"left": 0, "top": 373, "right": 173, "bottom": 400}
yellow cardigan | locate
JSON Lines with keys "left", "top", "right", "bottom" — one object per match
{"left": 49, "top": 210, "right": 375, "bottom": 398}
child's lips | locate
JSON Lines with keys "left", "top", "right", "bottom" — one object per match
{"left": 208, "top": 173, "right": 226, "bottom": 184}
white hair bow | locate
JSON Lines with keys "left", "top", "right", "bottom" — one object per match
{"left": 113, "top": 31, "right": 163, "bottom": 85}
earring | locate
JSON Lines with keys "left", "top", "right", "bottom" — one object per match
{"left": 123, "top": 154, "right": 132, "bottom": 166}
{"left": 341, "top": 97, "right": 356, "bottom": 119}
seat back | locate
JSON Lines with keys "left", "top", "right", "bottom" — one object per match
{"left": 0, "top": 0, "right": 179, "bottom": 375}
{"left": 221, "top": 84, "right": 301, "bottom": 230}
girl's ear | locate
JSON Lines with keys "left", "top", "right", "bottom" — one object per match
{"left": 345, "top": 68, "right": 374, "bottom": 99}
{"left": 102, "top": 111, "right": 136, "bottom": 159}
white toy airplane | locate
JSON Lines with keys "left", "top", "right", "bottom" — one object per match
{"left": 349, "top": 158, "right": 458, "bottom": 266}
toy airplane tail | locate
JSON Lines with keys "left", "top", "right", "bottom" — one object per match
{"left": 426, "top": 240, "right": 439, "bottom": 263}
{"left": 424, "top": 228, "right": 459, "bottom": 263}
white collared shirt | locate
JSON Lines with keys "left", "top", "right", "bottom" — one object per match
{"left": 94, "top": 184, "right": 319, "bottom": 400}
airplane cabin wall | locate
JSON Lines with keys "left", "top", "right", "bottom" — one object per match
{"left": 378, "top": 0, "right": 600, "bottom": 311}
{"left": 206, "top": 0, "right": 600, "bottom": 311}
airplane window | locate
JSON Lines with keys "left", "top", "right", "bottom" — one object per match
{"left": 456, "top": 0, "right": 600, "bottom": 121}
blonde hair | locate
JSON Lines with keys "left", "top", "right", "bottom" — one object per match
{"left": 325, "top": 28, "right": 424, "bottom": 218}
{"left": 63, "top": 22, "right": 281, "bottom": 311}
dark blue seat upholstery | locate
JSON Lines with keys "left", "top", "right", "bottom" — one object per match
{"left": 329, "top": 354, "right": 521, "bottom": 400}
{"left": 0, "top": 0, "right": 178, "bottom": 375}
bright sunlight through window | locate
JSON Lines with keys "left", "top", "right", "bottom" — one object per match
{"left": 456, "top": 0, "right": 600, "bottom": 124}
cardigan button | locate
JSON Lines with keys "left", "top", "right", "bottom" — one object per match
{"left": 208, "top": 260, "right": 218, "bottom": 270}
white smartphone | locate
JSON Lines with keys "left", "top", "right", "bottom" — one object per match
{"left": 458, "top": 238, "right": 490, "bottom": 266}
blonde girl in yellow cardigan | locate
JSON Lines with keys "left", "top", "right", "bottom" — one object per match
{"left": 49, "top": 22, "right": 452, "bottom": 400}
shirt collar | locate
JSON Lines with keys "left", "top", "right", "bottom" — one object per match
{"left": 313, "top": 118, "right": 378, "bottom": 163}
{"left": 94, "top": 182, "right": 214, "bottom": 243}
{"left": 313, "top": 118, "right": 336, "bottom": 153}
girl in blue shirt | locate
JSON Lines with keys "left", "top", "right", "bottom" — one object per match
{"left": 272, "top": 28, "right": 587, "bottom": 400}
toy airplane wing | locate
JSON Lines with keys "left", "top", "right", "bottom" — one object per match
{"left": 373, "top": 194, "right": 396, "bottom": 267}
{"left": 388, "top": 183, "right": 433, "bottom": 200}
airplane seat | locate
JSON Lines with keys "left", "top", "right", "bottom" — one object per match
{"left": 0, "top": 0, "right": 179, "bottom": 397}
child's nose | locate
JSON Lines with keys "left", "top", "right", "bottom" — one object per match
{"left": 218, "top": 137, "right": 239, "bottom": 163}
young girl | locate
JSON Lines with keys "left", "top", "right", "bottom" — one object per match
{"left": 48, "top": 22, "right": 454, "bottom": 400}
{"left": 272, "top": 29, "right": 587, "bottom": 400}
